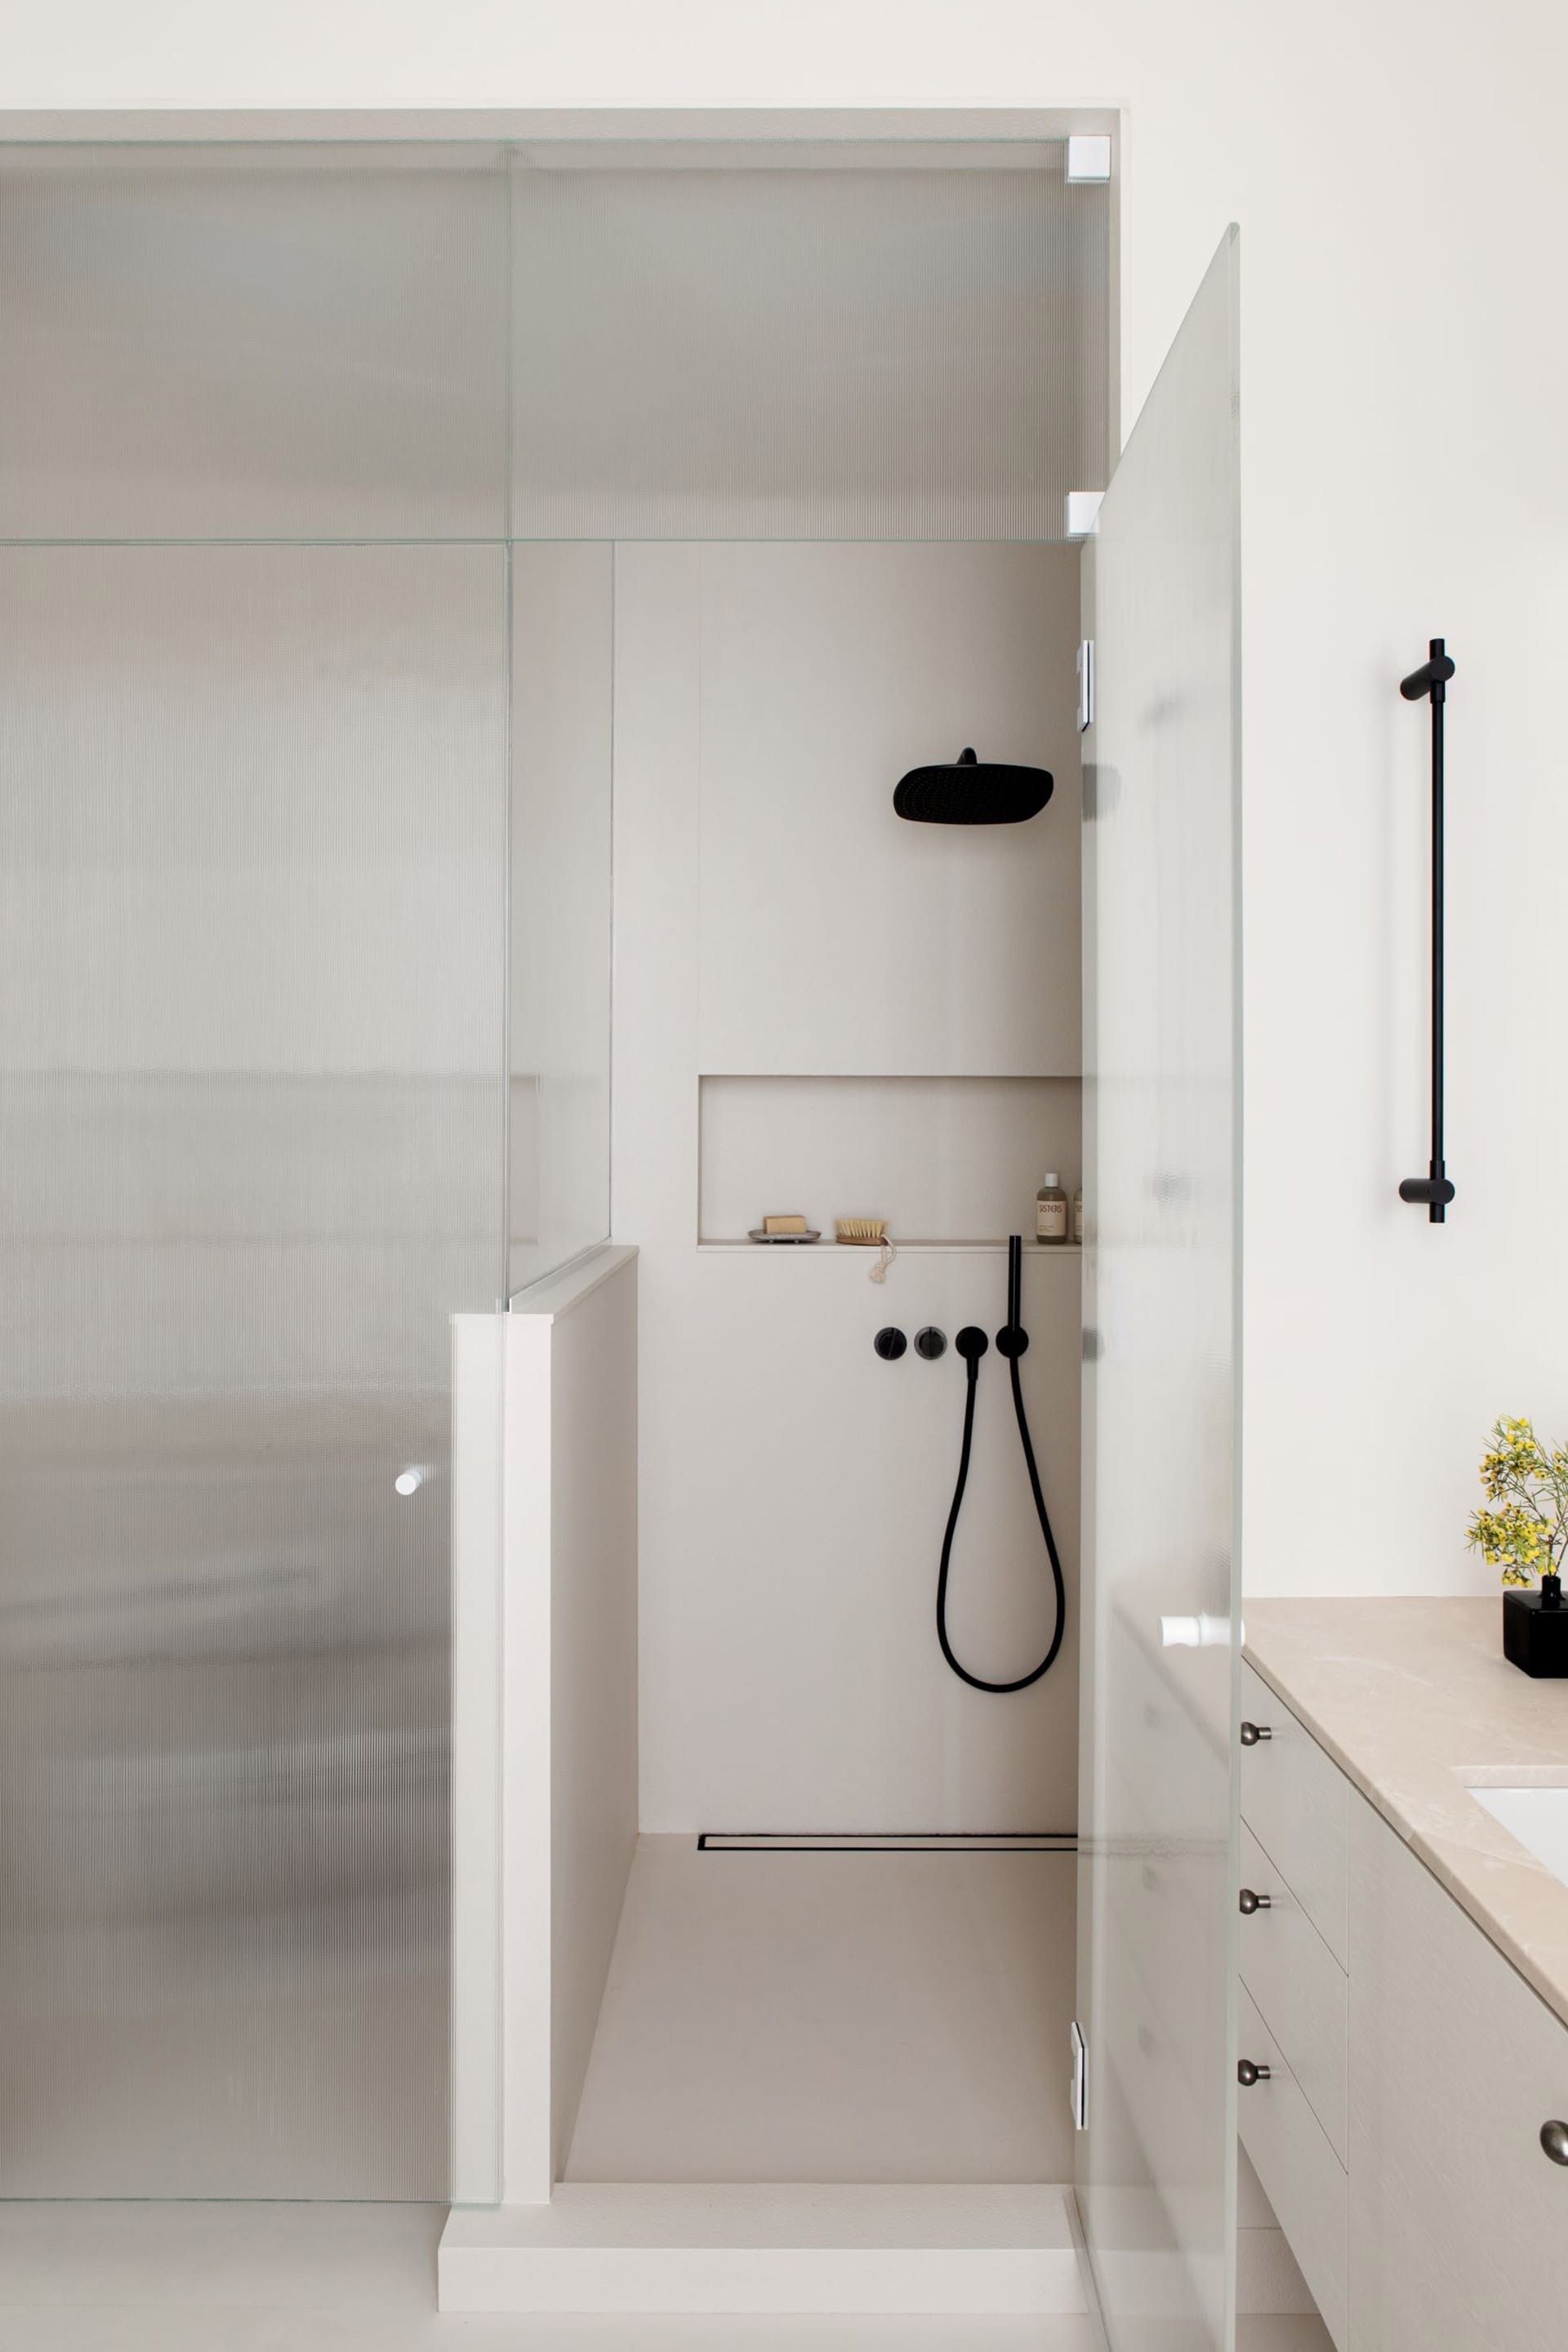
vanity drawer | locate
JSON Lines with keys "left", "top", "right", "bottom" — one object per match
{"left": 1238, "top": 1820, "right": 1348, "bottom": 2163}
{"left": 1239, "top": 1659, "right": 1349, "bottom": 1967}
{"left": 1236, "top": 1980, "right": 1348, "bottom": 2351}
{"left": 1348, "top": 1794, "right": 1568, "bottom": 2351}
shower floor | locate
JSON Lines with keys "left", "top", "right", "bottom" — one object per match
{"left": 564, "top": 1836, "right": 1076, "bottom": 2185}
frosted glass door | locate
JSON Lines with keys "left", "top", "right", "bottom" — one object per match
{"left": 1076, "top": 229, "right": 1241, "bottom": 2350}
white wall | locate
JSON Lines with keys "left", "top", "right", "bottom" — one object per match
{"left": 17, "top": 2, "right": 1561, "bottom": 1598}
{"left": 615, "top": 543, "right": 1082, "bottom": 1832}
{"left": 545, "top": 1254, "right": 639, "bottom": 2181}
{"left": 482, "top": 1247, "right": 638, "bottom": 2201}
{"left": 693, "top": 543, "right": 1082, "bottom": 1080}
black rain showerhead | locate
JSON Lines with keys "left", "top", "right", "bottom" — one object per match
{"left": 893, "top": 746, "right": 1054, "bottom": 826}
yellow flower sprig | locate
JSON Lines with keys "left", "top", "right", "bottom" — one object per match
{"left": 1467, "top": 1416, "right": 1568, "bottom": 1588}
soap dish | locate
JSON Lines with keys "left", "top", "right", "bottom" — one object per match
{"left": 748, "top": 1227, "right": 822, "bottom": 1244}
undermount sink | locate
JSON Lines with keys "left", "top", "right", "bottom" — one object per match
{"left": 1471, "top": 1785, "right": 1568, "bottom": 1891}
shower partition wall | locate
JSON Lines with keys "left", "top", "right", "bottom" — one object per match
{"left": 0, "top": 541, "right": 509, "bottom": 2200}
{"left": 0, "top": 147, "right": 612, "bottom": 2199}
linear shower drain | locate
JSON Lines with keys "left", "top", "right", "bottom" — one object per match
{"left": 696, "top": 1830, "right": 1076, "bottom": 1853}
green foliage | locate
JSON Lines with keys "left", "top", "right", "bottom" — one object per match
{"left": 1467, "top": 1416, "right": 1568, "bottom": 1587}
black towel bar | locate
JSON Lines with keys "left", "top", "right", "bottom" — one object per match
{"left": 1397, "top": 638, "right": 1457, "bottom": 1222}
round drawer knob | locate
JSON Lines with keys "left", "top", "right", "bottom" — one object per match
{"left": 1542, "top": 2120, "right": 1568, "bottom": 2166}
{"left": 1237, "top": 2060, "right": 1271, "bottom": 2087}
{"left": 1238, "top": 1887, "right": 1272, "bottom": 1916}
{"left": 1239, "top": 1722, "right": 1272, "bottom": 1748}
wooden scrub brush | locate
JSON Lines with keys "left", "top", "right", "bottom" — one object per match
{"left": 835, "top": 1218, "right": 889, "bottom": 1245}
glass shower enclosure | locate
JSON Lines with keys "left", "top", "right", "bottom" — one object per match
{"left": 0, "top": 127, "right": 1126, "bottom": 2226}
{"left": 0, "top": 145, "right": 611, "bottom": 2197}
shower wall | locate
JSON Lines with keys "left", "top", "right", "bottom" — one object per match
{"left": 613, "top": 541, "right": 1086, "bottom": 1833}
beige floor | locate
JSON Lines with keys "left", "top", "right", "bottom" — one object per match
{"left": 0, "top": 1840, "right": 1331, "bottom": 2351}
{"left": 565, "top": 1839, "right": 1077, "bottom": 2185}
{"left": 0, "top": 2199, "right": 1098, "bottom": 2349}
{"left": 0, "top": 2201, "right": 1335, "bottom": 2349}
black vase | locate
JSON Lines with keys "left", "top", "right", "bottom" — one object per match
{"left": 1503, "top": 1571, "right": 1568, "bottom": 1677}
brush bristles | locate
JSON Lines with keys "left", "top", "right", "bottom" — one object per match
{"left": 835, "top": 1218, "right": 888, "bottom": 1243}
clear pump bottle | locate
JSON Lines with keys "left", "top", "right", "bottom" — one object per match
{"left": 1036, "top": 1175, "right": 1069, "bottom": 1244}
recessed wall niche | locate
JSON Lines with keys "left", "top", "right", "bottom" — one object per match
{"left": 697, "top": 1073, "right": 1082, "bottom": 1247}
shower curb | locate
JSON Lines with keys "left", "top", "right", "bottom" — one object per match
{"left": 438, "top": 2180, "right": 1086, "bottom": 2314}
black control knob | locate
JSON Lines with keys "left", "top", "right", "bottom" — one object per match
{"left": 914, "top": 1327, "right": 947, "bottom": 1360}
{"left": 874, "top": 1327, "right": 907, "bottom": 1361}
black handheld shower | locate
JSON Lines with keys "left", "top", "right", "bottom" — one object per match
{"left": 933, "top": 1236, "right": 1067, "bottom": 1695}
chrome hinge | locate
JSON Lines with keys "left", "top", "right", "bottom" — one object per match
{"left": 1076, "top": 639, "right": 1094, "bottom": 732}
{"left": 1066, "top": 135, "right": 1112, "bottom": 185}
{"left": 1070, "top": 2020, "right": 1089, "bottom": 2132}
{"left": 1065, "top": 490, "right": 1104, "bottom": 540}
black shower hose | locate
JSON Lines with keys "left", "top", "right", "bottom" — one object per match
{"left": 934, "top": 1235, "right": 1067, "bottom": 1694}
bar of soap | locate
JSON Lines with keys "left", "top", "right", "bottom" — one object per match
{"left": 762, "top": 1214, "right": 808, "bottom": 1235}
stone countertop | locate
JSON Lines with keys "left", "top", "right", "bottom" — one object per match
{"left": 1242, "top": 1596, "right": 1568, "bottom": 2029}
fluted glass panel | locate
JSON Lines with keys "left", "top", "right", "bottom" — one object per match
{"left": 1076, "top": 230, "right": 1241, "bottom": 2351}
{"left": 510, "top": 157, "right": 1110, "bottom": 538}
{"left": 0, "top": 147, "right": 510, "bottom": 541}
{"left": 508, "top": 543, "right": 613, "bottom": 1294}
{"left": 0, "top": 544, "right": 508, "bottom": 2197}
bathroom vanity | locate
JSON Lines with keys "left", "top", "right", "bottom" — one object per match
{"left": 1239, "top": 1598, "right": 1568, "bottom": 2350}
